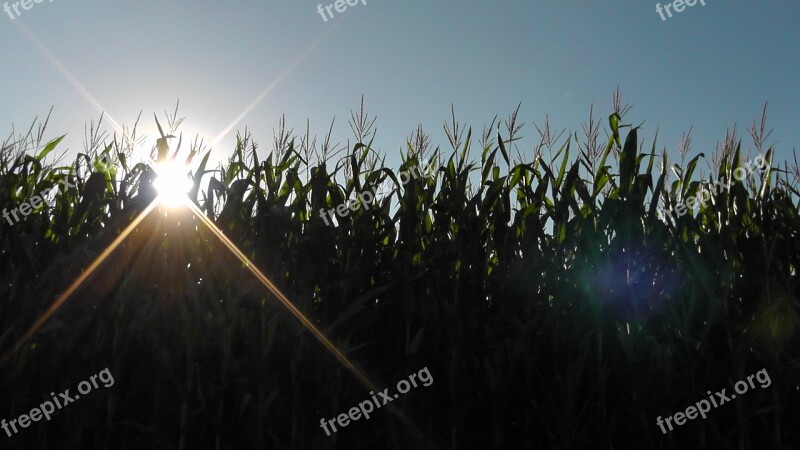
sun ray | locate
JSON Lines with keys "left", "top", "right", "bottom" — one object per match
{"left": 5, "top": 19, "right": 432, "bottom": 443}
{"left": 210, "top": 26, "right": 339, "bottom": 148}
{"left": 186, "top": 201, "right": 433, "bottom": 447}
{"left": 13, "top": 20, "right": 124, "bottom": 135}
{"left": 186, "top": 201, "right": 373, "bottom": 388}
{"left": 0, "top": 198, "right": 159, "bottom": 365}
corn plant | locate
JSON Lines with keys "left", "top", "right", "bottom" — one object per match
{"left": 0, "top": 98, "right": 798, "bottom": 449}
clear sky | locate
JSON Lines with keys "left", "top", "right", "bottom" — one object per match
{"left": 0, "top": 0, "right": 797, "bottom": 170}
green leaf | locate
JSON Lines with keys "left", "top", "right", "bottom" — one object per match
{"left": 34, "top": 135, "right": 65, "bottom": 162}
{"left": 497, "top": 133, "right": 510, "bottom": 166}
{"left": 619, "top": 127, "right": 638, "bottom": 196}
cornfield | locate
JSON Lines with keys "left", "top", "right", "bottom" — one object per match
{"left": 0, "top": 98, "right": 798, "bottom": 449}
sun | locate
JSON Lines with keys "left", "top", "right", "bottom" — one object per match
{"left": 152, "top": 160, "right": 193, "bottom": 207}
{"left": 135, "top": 118, "right": 213, "bottom": 208}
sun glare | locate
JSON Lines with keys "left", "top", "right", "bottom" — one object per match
{"left": 152, "top": 160, "right": 192, "bottom": 207}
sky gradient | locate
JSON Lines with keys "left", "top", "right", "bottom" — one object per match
{"left": 0, "top": 0, "right": 797, "bottom": 170}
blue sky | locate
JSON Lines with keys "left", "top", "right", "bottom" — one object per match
{"left": 0, "top": 0, "right": 797, "bottom": 171}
